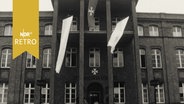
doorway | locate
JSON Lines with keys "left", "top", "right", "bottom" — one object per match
{"left": 87, "top": 83, "right": 103, "bottom": 104}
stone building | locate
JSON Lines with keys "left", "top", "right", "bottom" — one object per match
{"left": 0, "top": 0, "right": 184, "bottom": 104}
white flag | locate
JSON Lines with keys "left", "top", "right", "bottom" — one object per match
{"left": 55, "top": 16, "right": 73, "bottom": 73}
{"left": 107, "top": 16, "right": 129, "bottom": 53}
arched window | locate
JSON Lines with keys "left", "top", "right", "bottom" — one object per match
{"left": 44, "top": 24, "right": 52, "bottom": 35}
{"left": 1, "top": 48, "right": 12, "bottom": 68}
{"left": 149, "top": 25, "right": 159, "bottom": 36}
{"left": 43, "top": 48, "right": 51, "bottom": 68}
{"left": 4, "top": 24, "right": 12, "bottom": 36}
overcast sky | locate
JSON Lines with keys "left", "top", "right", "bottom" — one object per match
{"left": 136, "top": 0, "right": 184, "bottom": 14}
{"left": 0, "top": 0, "right": 184, "bottom": 14}
{"left": 0, "top": 0, "right": 53, "bottom": 11}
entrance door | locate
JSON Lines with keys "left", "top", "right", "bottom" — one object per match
{"left": 87, "top": 83, "right": 103, "bottom": 104}
{"left": 89, "top": 91, "right": 100, "bottom": 104}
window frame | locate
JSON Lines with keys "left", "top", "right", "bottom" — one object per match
{"left": 1, "top": 48, "right": 12, "bottom": 68}
{"left": 179, "top": 83, "right": 184, "bottom": 103}
{"left": 41, "top": 83, "right": 50, "bottom": 104}
{"left": 94, "top": 17, "right": 100, "bottom": 31}
{"left": 89, "top": 48, "right": 100, "bottom": 67}
{"left": 151, "top": 49, "right": 162, "bottom": 68}
{"left": 4, "top": 24, "right": 12, "bottom": 36}
{"left": 24, "top": 83, "right": 35, "bottom": 104}
{"left": 173, "top": 26, "right": 182, "bottom": 37}
{"left": 176, "top": 49, "right": 184, "bottom": 68}
{"left": 65, "top": 48, "right": 77, "bottom": 67}
{"left": 114, "top": 82, "right": 125, "bottom": 104}
{"left": 139, "top": 49, "right": 146, "bottom": 68}
{"left": 70, "top": 17, "right": 78, "bottom": 31}
{"left": 65, "top": 83, "right": 76, "bottom": 104}
{"left": 112, "top": 17, "right": 121, "bottom": 31}
{"left": 26, "top": 53, "right": 37, "bottom": 68}
{"left": 44, "top": 24, "right": 53, "bottom": 35}
{"left": 113, "top": 48, "right": 124, "bottom": 67}
{"left": 141, "top": 83, "right": 149, "bottom": 104}
{"left": 138, "top": 25, "right": 144, "bottom": 36}
{"left": 155, "top": 84, "right": 165, "bottom": 103}
{"left": 149, "top": 25, "right": 159, "bottom": 36}
{"left": 0, "top": 83, "right": 8, "bottom": 103}
{"left": 42, "top": 48, "right": 51, "bottom": 68}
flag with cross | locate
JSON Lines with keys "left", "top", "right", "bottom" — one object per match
{"left": 88, "top": 0, "right": 98, "bottom": 31}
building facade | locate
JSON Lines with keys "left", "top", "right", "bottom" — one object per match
{"left": 0, "top": 0, "right": 184, "bottom": 104}
{"left": 137, "top": 13, "right": 184, "bottom": 104}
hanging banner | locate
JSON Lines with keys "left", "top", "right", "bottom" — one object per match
{"left": 13, "top": 0, "right": 39, "bottom": 59}
{"left": 88, "top": 0, "right": 98, "bottom": 30}
{"left": 55, "top": 16, "right": 73, "bottom": 73}
{"left": 107, "top": 17, "right": 129, "bottom": 53}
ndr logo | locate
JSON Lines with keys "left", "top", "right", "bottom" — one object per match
{"left": 20, "top": 29, "right": 32, "bottom": 38}
{"left": 14, "top": 29, "right": 37, "bottom": 45}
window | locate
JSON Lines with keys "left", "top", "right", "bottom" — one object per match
{"left": 179, "top": 83, "right": 184, "bottom": 103}
{"left": 44, "top": 24, "right": 52, "bottom": 35}
{"left": 89, "top": 17, "right": 100, "bottom": 31}
{"left": 149, "top": 26, "right": 159, "bottom": 36}
{"left": 24, "top": 83, "right": 35, "bottom": 104}
{"left": 4, "top": 25, "right": 12, "bottom": 36}
{"left": 173, "top": 26, "right": 182, "bottom": 37}
{"left": 155, "top": 84, "right": 165, "bottom": 103}
{"left": 65, "top": 83, "right": 76, "bottom": 104}
{"left": 138, "top": 25, "right": 144, "bottom": 36}
{"left": 176, "top": 49, "right": 184, "bottom": 68}
{"left": 151, "top": 49, "right": 162, "bottom": 68}
{"left": 139, "top": 49, "right": 146, "bottom": 68}
{"left": 112, "top": 17, "right": 121, "bottom": 31}
{"left": 114, "top": 82, "right": 125, "bottom": 104}
{"left": 113, "top": 48, "right": 124, "bottom": 67}
{"left": 70, "top": 17, "right": 77, "bottom": 31}
{"left": 1, "top": 49, "right": 12, "bottom": 68}
{"left": 0, "top": 83, "right": 8, "bottom": 104}
{"left": 43, "top": 48, "right": 51, "bottom": 68}
{"left": 94, "top": 18, "right": 100, "bottom": 31}
{"left": 26, "top": 53, "right": 36, "bottom": 68}
{"left": 65, "top": 48, "right": 77, "bottom": 67}
{"left": 142, "top": 83, "right": 149, "bottom": 104}
{"left": 89, "top": 48, "right": 100, "bottom": 67}
{"left": 41, "top": 83, "right": 50, "bottom": 104}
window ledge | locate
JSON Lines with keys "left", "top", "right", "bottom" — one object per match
{"left": 178, "top": 68, "right": 184, "bottom": 70}
{"left": 0, "top": 68, "right": 10, "bottom": 70}
{"left": 152, "top": 67, "right": 162, "bottom": 69}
